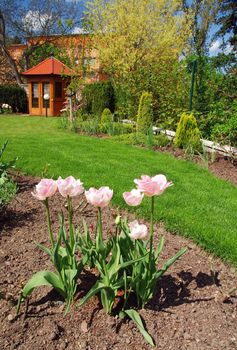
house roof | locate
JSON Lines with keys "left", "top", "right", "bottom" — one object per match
{"left": 22, "top": 57, "right": 72, "bottom": 76}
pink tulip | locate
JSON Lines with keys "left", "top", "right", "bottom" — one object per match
{"left": 134, "top": 174, "right": 172, "bottom": 197}
{"left": 128, "top": 220, "right": 149, "bottom": 240}
{"left": 123, "top": 189, "right": 144, "bottom": 206}
{"left": 85, "top": 186, "right": 113, "bottom": 208}
{"left": 32, "top": 179, "right": 57, "bottom": 201}
{"left": 57, "top": 176, "right": 84, "bottom": 198}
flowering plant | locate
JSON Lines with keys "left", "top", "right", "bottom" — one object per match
{"left": 17, "top": 176, "right": 85, "bottom": 314}
{"left": 0, "top": 103, "right": 12, "bottom": 114}
{"left": 17, "top": 173, "right": 186, "bottom": 347}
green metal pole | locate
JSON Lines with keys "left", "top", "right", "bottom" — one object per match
{"left": 189, "top": 60, "right": 197, "bottom": 112}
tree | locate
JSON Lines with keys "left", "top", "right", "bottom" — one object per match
{"left": 215, "top": 0, "right": 237, "bottom": 52}
{"left": 84, "top": 0, "right": 193, "bottom": 121}
{"left": 0, "top": 0, "right": 83, "bottom": 85}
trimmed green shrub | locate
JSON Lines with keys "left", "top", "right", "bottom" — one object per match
{"left": 174, "top": 112, "right": 201, "bottom": 150}
{"left": 0, "top": 85, "right": 27, "bottom": 113}
{"left": 136, "top": 92, "right": 153, "bottom": 134}
{"left": 81, "top": 81, "right": 115, "bottom": 116}
{"left": 101, "top": 108, "right": 113, "bottom": 124}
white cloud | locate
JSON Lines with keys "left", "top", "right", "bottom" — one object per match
{"left": 22, "top": 10, "right": 52, "bottom": 33}
{"left": 209, "top": 39, "right": 233, "bottom": 56}
{"left": 72, "top": 27, "right": 87, "bottom": 34}
{"left": 209, "top": 40, "right": 221, "bottom": 55}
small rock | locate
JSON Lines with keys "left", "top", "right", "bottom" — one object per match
{"left": 80, "top": 320, "right": 88, "bottom": 333}
{"left": 58, "top": 341, "right": 67, "bottom": 350}
{"left": 7, "top": 314, "right": 14, "bottom": 322}
{"left": 77, "top": 340, "right": 88, "bottom": 350}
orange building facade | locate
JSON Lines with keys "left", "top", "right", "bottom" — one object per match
{"left": 22, "top": 57, "right": 71, "bottom": 116}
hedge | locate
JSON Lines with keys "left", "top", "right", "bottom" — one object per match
{"left": 0, "top": 85, "right": 28, "bottom": 113}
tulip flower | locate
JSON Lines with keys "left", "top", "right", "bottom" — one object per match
{"left": 123, "top": 189, "right": 144, "bottom": 206}
{"left": 85, "top": 186, "right": 113, "bottom": 208}
{"left": 31, "top": 179, "right": 57, "bottom": 201}
{"left": 57, "top": 176, "right": 84, "bottom": 198}
{"left": 134, "top": 174, "right": 172, "bottom": 197}
{"left": 128, "top": 220, "right": 148, "bottom": 240}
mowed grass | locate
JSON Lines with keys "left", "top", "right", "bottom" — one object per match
{"left": 1, "top": 115, "right": 237, "bottom": 267}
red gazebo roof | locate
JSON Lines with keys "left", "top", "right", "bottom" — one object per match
{"left": 22, "top": 57, "right": 72, "bottom": 76}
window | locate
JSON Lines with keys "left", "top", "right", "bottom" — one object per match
{"left": 42, "top": 82, "right": 50, "bottom": 108}
{"left": 83, "top": 57, "right": 97, "bottom": 66}
{"left": 32, "top": 82, "right": 39, "bottom": 108}
{"left": 55, "top": 82, "right": 62, "bottom": 98}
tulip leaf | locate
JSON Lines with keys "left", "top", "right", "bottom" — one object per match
{"left": 77, "top": 281, "right": 107, "bottom": 308}
{"left": 17, "top": 270, "right": 65, "bottom": 315}
{"left": 156, "top": 247, "right": 187, "bottom": 279}
{"left": 123, "top": 309, "right": 155, "bottom": 347}
{"left": 155, "top": 236, "right": 164, "bottom": 260}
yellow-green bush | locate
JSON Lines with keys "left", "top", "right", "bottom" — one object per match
{"left": 136, "top": 92, "right": 153, "bottom": 134}
{"left": 174, "top": 112, "right": 201, "bottom": 150}
{"left": 101, "top": 108, "right": 113, "bottom": 124}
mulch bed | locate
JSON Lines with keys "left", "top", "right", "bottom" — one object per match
{"left": 0, "top": 175, "right": 237, "bottom": 350}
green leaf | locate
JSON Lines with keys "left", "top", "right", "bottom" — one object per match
{"left": 155, "top": 236, "right": 164, "bottom": 260}
{"left": 21, "top": 270, "right": 65, "bottom": 299}
{"left": 123, "top": 309, "right": 155, "bottom": 347}
{"left": 77, "top": 281, "right": 107, "bottom": 308}
{"left": 36, "top": 242, "right": 52, "bottom": 257}
{"left": 156, "top": 247, "right": 187, "bottom": 279}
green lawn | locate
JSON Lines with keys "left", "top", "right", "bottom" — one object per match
{"left": 1, "top": 115, "right": 237, "bottom": 267}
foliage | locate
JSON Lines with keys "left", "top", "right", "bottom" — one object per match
{"left": 211, "top": 114, "right": 237, "bottom": 146}
{"left": 215, "top": 0, "right": 237, "bottom": 51}
{"left": 81, "top": 81, "right": 115, "bottom": 116}
{"left": 0, "top": 85, "right": 27, "bottom": 113}
{"left": 100, "top": 108, "right": 113, "bottom": 124}
{"left": 174, "top": 112, "right": 201, "bottom": 150}
{"left": 0, "top": 178, "right": 16, "bottom": 209}
{"left": 0, "top": 140, "right": 17, "bottom": 208}
{"left": 99, "top": 122, "right": 134, "bottom": 136}
{"left": 136, "top": 92, "right": 153, "bottom": 134}
{"left": 85, "top": 0, "right": 193, "bottom": 123}
{"left": 17, "top": 195, "right": 85, "bottom": 314}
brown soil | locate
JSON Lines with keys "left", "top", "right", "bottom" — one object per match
{"left": 0, "top": 175, "right": 237, "bottom": 350}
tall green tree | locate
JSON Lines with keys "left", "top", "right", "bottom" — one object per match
{"left": 85, "top": 0, "right": 193, "bottom": 121}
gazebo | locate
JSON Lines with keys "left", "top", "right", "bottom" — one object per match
{"left": 22, "top": 57, "right": 72, "bottom": 116}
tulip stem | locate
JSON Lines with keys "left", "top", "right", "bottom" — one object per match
{"left": 149, "top": 196, "right": 155, "bottom": 264}
{"left": 97, "top": 207, "right": 103, "bottom": 242}
{"left": 44, "top": 198, "right": 54, "bottom": 247}
{"left": 67, "top": 196, "right": 74, "bottom": 247}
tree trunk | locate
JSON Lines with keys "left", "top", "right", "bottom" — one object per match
{"left": 0, "top": 10, "right": 23, "bottom": 86}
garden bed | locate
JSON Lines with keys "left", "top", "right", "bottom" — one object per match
{"left": 0, "top": 175, "right": 237, "bottom": 350}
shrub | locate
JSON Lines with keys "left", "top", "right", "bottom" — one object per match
{"left": 211, "top": 114, "right": 237, "bottom": 147}
{"left": 136, "top": 92, "right": 153, "bottom": 134}
{"left": 81, "top": 81, "right": 115, "bottom": 116}
{"left": 0, "top": 85, "right": 27, "bottom": 113}
{"left": 174, "top": 112, "right": 201, "bottom": 150}
{"left": 100, "top": 108, "right": 113, "bottom": 124}
{"left": 0, "top": 179, "right": 17, "bottom": 209}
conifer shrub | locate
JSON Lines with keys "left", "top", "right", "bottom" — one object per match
{"left": 174, "top": 112, "right": 201, "bottom": 150}
{"left": 136, "top": 92, "right": 153, "bottom": 134}
{"left": 101, "top": 108, "right": 113, "bottom": 124}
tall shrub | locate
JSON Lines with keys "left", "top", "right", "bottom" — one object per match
{"left": 136, "top": 92, "right": 153, "bottom": 134}
{"left": 174, "top": 112, "right": 201, "bottom": 149}
{"left": 0, "top": 85, "right": 27, "bottom": 113}
{"left": 81, "top": 81, "right": 115, "bottom": 116}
